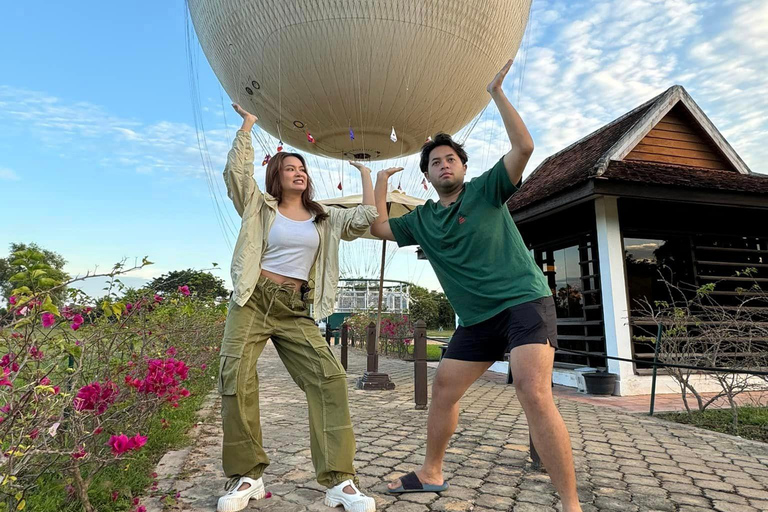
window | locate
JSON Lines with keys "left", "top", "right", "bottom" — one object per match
{"left": 552, "top": 246, "right": 584, "bottom": 318}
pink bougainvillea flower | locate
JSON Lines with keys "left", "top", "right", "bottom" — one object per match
{"left": 0, "top": 404, "right": 9, "bottom": 414}
{"left": 135, "top": 506, "right": 147, "bottom": 512}
{"left": 200, "top": 363, "right": 207, "bottom": 370}
{"left": 74, "top": 381, "right": 119, "bottom": 415}
{"left": 41, "top": 313, "right": 55, "bottom": 328}
{"left": 29, "top": 346, "right": 44, "bottom": 360}
{"left": 71, "top": 446, "right": 87, "bottom": 459}
{"left": 40, "top": 376, "right": 51, "bottom": 386}
{"left": 93, "top": 426, "right": 103, "bottom": 435}
{"left": 9, "top": 296, "right": 17, "bottom": 305}
{"left": 0, "top": 368, "right": 13, "bottom": 388}
{"left": 126, "top": 303, "right": 133, "bottom": 312}
{"left": 129, "top": 434, "right": 148, "bottom": 450}
{"left": 0, "top": 354, "right": 19, "bottom": 372}
{"left": 111, "top": 491, "right": 119, "bottom": 502}
{"left": 72, "top": 313, "right": 84, "bottom": 325}
{"left": 166, "top": 346, "right": 177, "bottom": 357}
{"left": 84, "top": 306, "right": 93, "bottom": 314}
{"left": 154, "top": 294, "right": 163, "bottom": 303}
{"left": 108, "top": 433, "right": 147, "bottom": 456}
{"left": 178, "top": 285, "right": 190, "bottom": 296}
{"left": 29, "top": 428, "right": 40, "bottom": 439}
{"left": 108, "top": 434, "right": 131, "bottom": 456}
{"left": 60, "top": 306, "right": 75, "bottom": 320}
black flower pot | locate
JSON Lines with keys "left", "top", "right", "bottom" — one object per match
{"left": 583, "top": 372, "right": 616, "bottom": 395}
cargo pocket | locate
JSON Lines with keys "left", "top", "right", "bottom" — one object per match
{"left": 301, "top": 325, "right": 346, "bottom": 378}
{"left": 218, "top": 354, "right": 242, "bottom": 395}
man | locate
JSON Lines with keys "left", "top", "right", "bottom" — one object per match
{"left": 370, "top": 60, "right": 582, "bottom": 512}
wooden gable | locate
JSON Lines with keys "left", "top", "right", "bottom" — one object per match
{"left": 624, "top": 104, "right": 737, "bottom": 172}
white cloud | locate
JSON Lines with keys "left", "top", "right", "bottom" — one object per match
{"left": 0, "top": 167, "right": 19, "bottom": 181}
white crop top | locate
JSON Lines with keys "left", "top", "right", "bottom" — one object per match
{"left": 260, "top": 210, "right": 320, "bottom": 281}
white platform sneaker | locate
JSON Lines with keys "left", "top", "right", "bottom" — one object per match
{"left": 217, "top": 476, "right": 266, "bottom": 512}
{"left": 324, "top": 479, "right": 376, "bottom": 512}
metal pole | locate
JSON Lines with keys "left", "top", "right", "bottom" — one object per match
{"left": 341, "top": 323, "right": 349, "bottom": 371}
{"left": 649, "top": 323, "right": 663, "bottom": 416}
{"left": 376, "top": 240, "right": 386, "bottom": 347}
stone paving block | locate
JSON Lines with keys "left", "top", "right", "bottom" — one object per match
{"left": 148, "top": 344, "right": 768, "bottom": 512}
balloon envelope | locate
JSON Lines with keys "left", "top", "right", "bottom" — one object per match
{"left": 188, "top": 0, "right": 532, "bottom": 160}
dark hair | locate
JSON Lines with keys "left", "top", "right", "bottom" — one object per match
{"left": 265, "top": 152, "right": 329, "bottom": 223}
{"left": 419, "top": 132, "right": 468, "bottom": 174}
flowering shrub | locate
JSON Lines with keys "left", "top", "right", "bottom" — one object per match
{"left": 0, "top": 249, "right": 225, "bottom": 512}
{"left": 345, "top": 311, "right": 413, "bottom": 359}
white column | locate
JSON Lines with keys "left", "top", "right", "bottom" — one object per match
{"left": 594, "top": 196, "right": 633, "bottom": 394}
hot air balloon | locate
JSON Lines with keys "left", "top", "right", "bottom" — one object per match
{"left": 187, "top": 0, "right": 532, "bottom": 160}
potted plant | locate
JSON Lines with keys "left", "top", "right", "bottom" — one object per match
{"left": 583, "top": 371, "right": 617, "bottom": 395}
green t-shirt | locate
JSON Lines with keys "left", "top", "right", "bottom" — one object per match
{"left": 389, "top": 158, "right": 551, "bottom": 326}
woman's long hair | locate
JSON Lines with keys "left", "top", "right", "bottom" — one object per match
{"left": 265, "top": 152, "right": 328, "bottom": 223}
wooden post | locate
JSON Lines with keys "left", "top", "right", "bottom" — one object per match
{"left": 366, "top": 322, "right": 377, "bottom": 372}
{"left": 414, "top": 320, "right": 428, "bottom": 410}
{"left": 356, "top": 322, "right": 395, "bottom": 390}
{"left": 341, "top": 323, "right": 349, "bottom": 371}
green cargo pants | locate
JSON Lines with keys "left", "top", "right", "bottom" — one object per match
{"left": 218, "top": 276, "right": 357, "bottom": 488}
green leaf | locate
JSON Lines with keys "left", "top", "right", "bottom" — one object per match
{"left": 102, "top": 300, "right": 112, "bottom": 317}
{"left": 9, "top": 272, "right": 27, "bottom": 283}
{"left": 212, "top": 262, "right": 219, "bottom": 267}
{"left": 142, "top": 256, "right": 154, "bottom": 266}
{"left": 38, "top": 278, "right": 59, "bottom": 288}
{"left": 42, "top": 296, "right": 60, "bottom": 316}
{"left": 11, "top": 286, "right": 31, "bottom": 296}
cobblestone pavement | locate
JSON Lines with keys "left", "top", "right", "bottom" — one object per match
{"left": 149, "top": 342, "right": 768, "bottom": 512}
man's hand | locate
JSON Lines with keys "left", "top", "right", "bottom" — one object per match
{"left": 487, "top": 59, "right": 513, "bottom": 95}
{"left": 377, "top": 167, "right": 404, "bottom": 180}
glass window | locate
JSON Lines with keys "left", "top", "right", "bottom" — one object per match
{"left": 552, "top": 245, "right": 584, "bottom": 318}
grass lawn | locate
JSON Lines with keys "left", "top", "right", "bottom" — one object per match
{"left": 656, "top": 406, "right": 768, "bottom": 443}
{"left": 426, "top": 330, "right": 453, "bottom": 340}
{"left": 404, "top": 344, "right": 443, "bottom": 361}
{"left": 25, "top": 358, "right": 219, "bottom": 512}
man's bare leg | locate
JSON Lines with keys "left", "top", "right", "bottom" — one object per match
{"left": 510, "top": 342, "right": 582, "bottom": 512}
{"left": 388, "top": 359, "right": 493, "bottom": 489}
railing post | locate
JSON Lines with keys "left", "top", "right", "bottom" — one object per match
{"left": 325, "top": 325, "right": 332, "bottom": 346}
{"left": 341, "top": 323, "right": 349, "bottom": 371}
{"left": 356, "top": 322, "right": 395, "bottom": 390}
{"left": 414, "top": 320, "right": 428, "bottom": 410}
{"left": 649, "top": 322, "right": 663, "bottom": 416}
{"left": 366, "top": 322, "right": 377, "bottom": 372}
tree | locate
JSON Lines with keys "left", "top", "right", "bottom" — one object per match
{"left": 409, "top": 286, "right": 455, "bottom": 330}
{"left": 0, "top": 242, "right": 70, "bottom": 305}
{"left": 148, "top": 269, "right": 229, "bottom": 301}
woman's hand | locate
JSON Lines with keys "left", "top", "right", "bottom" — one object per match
{"left": 349, "top": 161, "right": 372, "bottom": 174}
{"left": 232, "top": 103, "right": 258, "bottom": 131}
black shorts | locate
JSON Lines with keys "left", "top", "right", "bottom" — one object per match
{"left": 443, "top": 296, "right": 558, "bottom": 362}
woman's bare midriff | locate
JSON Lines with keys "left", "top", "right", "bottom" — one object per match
{"left": 260, "top": 269, "right": 305, "bottom": 291}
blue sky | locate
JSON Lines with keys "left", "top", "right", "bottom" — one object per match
{"left": 1, "top": 0, "right": 767, "bottom": 298}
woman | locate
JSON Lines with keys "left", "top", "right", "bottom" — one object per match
{"left": 217, "top": 104, "right": 396, "bottom": 512}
